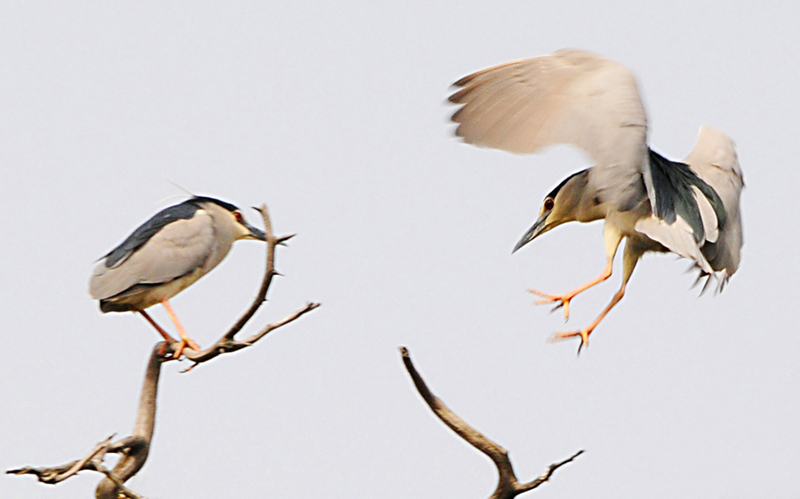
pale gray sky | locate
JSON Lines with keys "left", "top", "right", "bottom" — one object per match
{"left": 2, "top": 2, "right": 798, "bottom": 498}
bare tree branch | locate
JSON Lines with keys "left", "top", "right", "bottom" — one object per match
{"left": 93, "top": 340, "right": 164, "bottom": 499}
{"left": 8, "top": 343, "right": 167, "bottom": 499}
{"left": 94, "top": 460, "right": 147, "bottom": 499}
{"left": 171, "top": 204, "right": 320, "bottom": 369}
{"left": 515, "top": 450, "right": 584, "bottom": 494}
{"left": 8, "top": 203, "right": 316, "bottom": 497}
{"left": 399, "top": 346, "right": 583, "bottom": 499}
{"left": 6, "top": 436, "right": 112, "bottom": 484}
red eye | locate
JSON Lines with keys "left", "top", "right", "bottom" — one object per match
{"left": 234, "top": 211, "right": 243, "bottom": 223}
{"left": 544, "top": 198, "right": 555, "bottom": 211}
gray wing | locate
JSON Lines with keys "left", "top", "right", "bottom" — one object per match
{"left": 635, "top": 150, "right": 721, "bottom": 275}
{"left": 684, "top": 126, "right": 744, "bottom": 282}
{"left": 449, "top": 49, "right": 649, "bottom": 209}
{"left": 634, "top": 205, "right": 715, "bottom": 274}
{"left": 89, "top": 212, "right": 215, "bottom": 300}
{"left": 635, "top": 127, "right": 743, "bottom": 288}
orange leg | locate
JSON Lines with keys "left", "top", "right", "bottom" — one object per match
{"left": 529, "top": 260, "right": 613, "bottom": 320}
{"left": 552, "top": 284, "right": 626, "bottom": 354}
{"left": 161, "top": 299, "right": 202, "bottom": 358}
{"left": 530, "top": 223, "right": 624, "bottom": 320}
{"left": 551, "top": 240, "right": 643, "bottom": 354}
{"left": 138, "top": 310, "right": 178, "bottom": 343}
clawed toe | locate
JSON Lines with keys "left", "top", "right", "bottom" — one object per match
{"left": 529, "top": 289, "right": 572, "bottom": 320}
{"left": 551, "top": 329, "right": 591, "bottom": 355}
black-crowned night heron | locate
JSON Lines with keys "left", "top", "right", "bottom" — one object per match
{"left": 89, "top": 196, "right": 266, "bottom": 356}
{"left": 448, "top": 49, "right": 744, "bottom": 351}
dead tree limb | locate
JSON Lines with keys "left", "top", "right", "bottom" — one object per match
{"left": 9, "top": 203, "right": 317, "bottom": 496}
{"left": 8, "top": 342, "right": 166, "bottom": 499}
{"left": 164, "top": 203, "right": 320, "bottom": 369}
{"left": 399, "top": 346, "right": 583, "bottom": 499}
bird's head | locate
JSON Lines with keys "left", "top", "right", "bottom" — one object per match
{"left": 229, "top": 208, "right": 268, "bottom": 242}
{"left": 513, "top": 169, "right": 592, "bottom": 253}
{"left": 196, "top": 197, "right": 267, "bottom": 242}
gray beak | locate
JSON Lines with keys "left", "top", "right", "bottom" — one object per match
{"left": 244, "top": 223, "right": 267, "bottom": 241}
{"left": 512, "top": 212, "right": 549, "bottom": 254}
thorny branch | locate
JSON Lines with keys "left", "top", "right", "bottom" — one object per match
{"left": 8, "top": 203, "right": 318, "bottom": 497}
{"left": 400, "top": 347, "right": 583, "bottom": 499}
{"left": 165, "top": 203, "right": 320, "bottom": 369}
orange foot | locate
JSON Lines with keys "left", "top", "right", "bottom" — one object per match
{"left": 551, "top": 328, "right": 592, "bottom": 355}
{"left": 528, "top": 289, "right": 578, "bottom": 320}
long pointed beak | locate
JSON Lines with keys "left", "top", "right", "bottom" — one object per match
{"left": 512, "top": 213, "right": 549, "bottom": 254}
{"left": 244, "top": 222, "right": 267, "bottom": 241}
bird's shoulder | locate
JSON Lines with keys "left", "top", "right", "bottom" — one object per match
{"left": 102, "top": 199, "right": 205, "bottom": 268}
{"left": 684, "top": 126, "right": 744, "bottom": 189}
{"left": 89, "top": 207, "right": 216, "bottom": 300}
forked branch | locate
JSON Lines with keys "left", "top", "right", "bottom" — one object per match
{"left": 400, "top": 347, "right": 583, "bottom": 499}
{"left": 8, "top": 343, "right": 166, "bottom": 499}
{"left": 167, "top": 204, "right": 320, "bottom": 369}
{"left": 9, "top": 204, "right": 318, "bottom": 496}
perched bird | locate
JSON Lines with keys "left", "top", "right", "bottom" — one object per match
{"left": 90, "top": 196, "right": 266, "bottom": 356}
{"left": 449, "top": 49, "right": 743, "bottom": 351}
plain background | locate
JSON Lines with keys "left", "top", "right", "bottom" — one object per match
{"left": 2, "top": 2, "right": 798, "bottom": 498}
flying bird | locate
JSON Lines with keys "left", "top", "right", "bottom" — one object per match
{"left": 89, "top": 196, "right": 266, "bottom": 357}
{"left": 448, "top": 49, "right": 743, "bottom": 351}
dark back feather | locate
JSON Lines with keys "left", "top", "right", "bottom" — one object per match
{"left": 102, "top": 196, "right": 242, "bottom": 268}
{"left": 648, "top": 149, "right": 726, "bottom": 243}
{"left": 103, "top": 200, "right": 204, "bottom": 267}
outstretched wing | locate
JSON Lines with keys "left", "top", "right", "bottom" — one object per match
{"left": 449, "top": 49, "right": 649, "bottom": 210}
